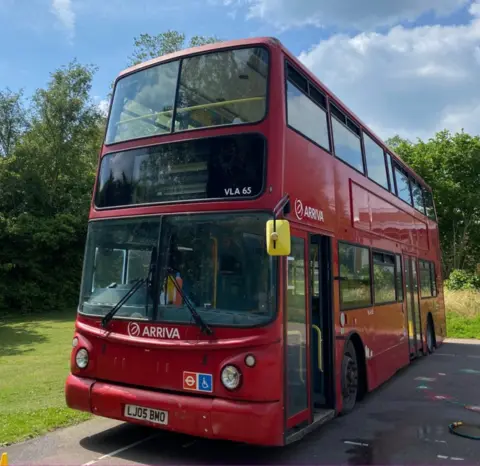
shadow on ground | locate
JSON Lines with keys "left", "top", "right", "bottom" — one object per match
{"left": 0, "top": 310, "right": 75, "bottom": 356}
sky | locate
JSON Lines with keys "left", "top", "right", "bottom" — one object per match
{"left": 1, "top": 0, "right": 480, "bottom": 141}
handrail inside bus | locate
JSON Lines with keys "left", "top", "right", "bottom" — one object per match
{"left": 311, "top": 324, "right": 323, "bottom": 372}
{"left": 115, "top": 96, "right": 266, "bottom": 127}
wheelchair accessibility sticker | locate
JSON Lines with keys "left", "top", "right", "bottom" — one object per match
{"left": 183, "top": 371, "right": 213, "bottom": 392}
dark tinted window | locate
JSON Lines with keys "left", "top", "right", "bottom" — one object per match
{"left": 411, "top": 180, "right": 425, "bottom": 214}
{"left": 386, "top": 154, "right": 395, "bottom": 192}
{"left": 420, "top": 260, "right": 432, "bottom": 297}
{"left": 339, "top": 243, "right": 372, "bottom": 309}
{"left": 364, "top": 134, "right": 388, "bottom": 189}
{"left": 331, "top": 105, "right": 363, "bottom": 173}
{"left": 96, "top": 134, "right": 265, "bottom": 208}
{"left": 395, "top": 254, "right": 404, "bottom": 301}
{"left": 394, "top": 165, "right": 412, "bottom": 205}
{"left": 423, "top": 189, "right": 436, "bottom": 221}
{"left": 287, "top": 65, "right": 308, "bottom": 93}
{"left": 373, "top": 252, "right": 396, "bottom": 304}
{"left": 420, "top": 260, "right": 437, "bottom": 298}
{"left": 286, "top": 81, "right": 330, "bottom": 150}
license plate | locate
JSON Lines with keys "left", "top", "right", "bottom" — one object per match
{"left": 124, "top": 404, "right": 168, "bottom": 425}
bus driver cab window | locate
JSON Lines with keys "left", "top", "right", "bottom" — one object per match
{"left": 217, "top": 237, "right": 243, "bottom": 309}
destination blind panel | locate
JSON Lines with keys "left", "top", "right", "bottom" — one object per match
{"left": 95, "top": 133, "right": 266, "bottom": 208}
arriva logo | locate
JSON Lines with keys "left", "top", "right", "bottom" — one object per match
{"left": 127, "top": 321, "right": 180, "bottom": 339}
{"left": 294, "top": 199, "right": 325, "bottom": 222}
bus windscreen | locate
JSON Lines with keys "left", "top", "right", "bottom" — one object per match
{"left": 95, "top": 133, "right": 265, "bottom": 208}
{"left": 105, "top": 46, "right": 269, "bottom": 144}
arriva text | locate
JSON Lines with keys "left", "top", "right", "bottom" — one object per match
{"left": 127, "top": 322, "right": 180, "bottom": 339}
{"left": 294, "top": 199, "right": 325, "bottom": 222}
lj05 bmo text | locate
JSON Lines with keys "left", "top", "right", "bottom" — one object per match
{"left": 124, "top": 404, "right": 168, "bottom": 425}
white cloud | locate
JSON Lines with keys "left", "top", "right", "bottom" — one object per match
{"left": 92, "top": 97, "right": 110, "bottom": 117}
{"left": 296, "top": 1, "right": 480, "bottom": 140}
{"left": 51, "top": 0, "right": 75, "bottom": 41}
{"left": 224, "top": 0, "right": 470, "bottom": 31}
{"left": 97, "top": 99, "right": 110, "bottom": 117}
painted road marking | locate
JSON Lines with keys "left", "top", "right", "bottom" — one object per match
{"left": 424, "top": 438, "right": 448, "bottom": 444}
{"left": 434, "top": 354, "right": 456, "bottom": 357}
{"left": 182, "top": 440, "right": 197, "bottom": 448}
{"left": 437, "top": 455, "right": 464, "bottom": 461}
{"left": 80, "top": 433, "right": 159, "bottom": 466}
{"left": 416, "top": 377, "right": 436, "bottom": 381}
{"left": 344, "top": 440, "right": 369, "bottom": 447}
{"left": 459, "top": 369, "right": 480, "bottom": 374}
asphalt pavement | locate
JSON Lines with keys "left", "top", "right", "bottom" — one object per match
{"left": 4, "top": 338, "right": 480, "bottom": 465}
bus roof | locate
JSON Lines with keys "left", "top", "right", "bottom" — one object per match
{"left": 116, "top": 36, "right": 430, "bottom": 191}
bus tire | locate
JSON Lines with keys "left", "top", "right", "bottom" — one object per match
{"left": 427, "top": 315, "right": 436, "bottom": 354}
{"left": 340, "top": 339, "right": 359, "bottom": 415}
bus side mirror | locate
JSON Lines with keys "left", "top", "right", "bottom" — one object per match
{"left": 266, "top": 219, "right": 291, "bottom": 256}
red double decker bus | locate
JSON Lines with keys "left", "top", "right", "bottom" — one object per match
{"left": 65, "top": 37, "right": 446, "bottom": 446}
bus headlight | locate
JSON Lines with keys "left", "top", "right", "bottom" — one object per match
{"left": 221, "top": 365, "right": 241, "bottom": 390}
{"left": 75, "top": 348, "right": 89, "bottom": 369}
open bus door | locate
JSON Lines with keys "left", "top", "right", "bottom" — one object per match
{"left": 283, "top": 229, "right": 335, "bottom": 443}
{"left": 404, "top": 255, "right": 424, "bottom": 358}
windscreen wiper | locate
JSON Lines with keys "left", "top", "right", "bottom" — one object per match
{"left": 165, "top": 267, "right": 214, "bottom": 336}
{"left": 102, "top": 247, "right": 157, "bottom": 329}
{"left": 101, "top": 278, "right": 146, "bottom": 328}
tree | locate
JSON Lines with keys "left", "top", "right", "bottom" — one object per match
{"left": 0, "top": 88, "right": 28, "bottom": 157}
{"left": 387, "top": 130, "right": 480, "bottom": 276}
{"left": 128, "top": 30, "right": 220, "bottom": 66}
{"left": 0, "top": 61, "right": 105, "bottom": 314}
{"left": 1, "top": 61, "right": 104, "bottom": 217}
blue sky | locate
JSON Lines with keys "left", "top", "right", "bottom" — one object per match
{"left": 1, "top": 0, "right": 480, "bottom": 140}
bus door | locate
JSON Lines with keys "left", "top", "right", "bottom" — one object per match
{"left": 309, "top": 234, "right": 333, "bottom": 409}
{"left": 285, "top": 231, "right": 311, "bottom": 429}
{"left": 404, "top": 256, "right": 423, "bottom": 357}
{"left": 284, "top": 229, "right": 334, "bottom": 435}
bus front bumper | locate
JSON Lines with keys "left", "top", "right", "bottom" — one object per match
{"left": 65, "top": 374, "right": 284, "bottom": 446}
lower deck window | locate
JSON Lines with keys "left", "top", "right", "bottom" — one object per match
{"left": 373, "top": 252, "right": 396, "bottom": 304}
{"left": 338, "top": 243, "right": 372, "bottom": 309}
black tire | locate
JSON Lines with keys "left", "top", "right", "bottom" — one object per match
{"left": 427, "top": 318, "right": 436, "bottom": 354}
{"left": 341, "top": 340, "right": 359, "bottom": 414}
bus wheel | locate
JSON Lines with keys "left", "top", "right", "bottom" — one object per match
{"left": 341, "top": 340, "right": 359, "bottom": 414}
{"left": 427, "top": 317, "right": 436, "bottom": 353}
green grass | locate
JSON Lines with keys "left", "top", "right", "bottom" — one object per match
{"left": 0, "top": 311, "right": 91, "bottom": 446}
{"left": 445, "top": 289, "right": 480, "bottom": 339}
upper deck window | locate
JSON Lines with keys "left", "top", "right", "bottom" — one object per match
{"left": 423, "top": 188, "right": 436, "bottom": 221}
{"left": 285, "top": 64, "right": 330, "bottom": 151}
{"left": 411, "top": 179, "right": 426, "bottom": 214}
{"left": 331, "top": 104, "right": 364, "bottom": 173}
{"left": 106, "top": 47, "right": 269, "bottom": 144}
{"left": 386, "top": 153, "right": 395, "bottom": 193}
{"left": 364, "top": 133, "right": 388, "bottom": 189}
{"left": 393, "top": 164, "right": 412, "bottom": 205}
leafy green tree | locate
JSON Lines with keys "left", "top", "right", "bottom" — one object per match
{"left": 128, "top": 30, "right": 220, "bottom": 66}
{"left": 0, "top": 88, "right": 28, "bottom": 157}
{"left": 0, "top": 61, "right": 104, "bottom": 314}
{"left": 387, "top": 130, "right": 480, "bottom": 276}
